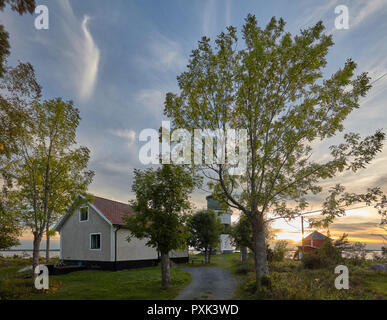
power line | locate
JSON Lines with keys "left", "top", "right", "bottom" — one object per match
{"left": 300, "top": 204, "right": 370, "bottom": 216}
{"left": 370, "top": 72, "right": 387, "bottom": 85}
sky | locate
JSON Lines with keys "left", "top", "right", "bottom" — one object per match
{"left": 1, "top": 0, "right": 386, "bottom": 249}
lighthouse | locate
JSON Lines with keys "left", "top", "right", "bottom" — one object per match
{"left": 206, "top": 195, "right": 234, "bottom": 254}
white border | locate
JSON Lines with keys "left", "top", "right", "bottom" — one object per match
{"left": 79, "top": 206, "right": 89, "bottom": 222}
{"left": 90, "top": 232, "right": 102, "bottom": 251}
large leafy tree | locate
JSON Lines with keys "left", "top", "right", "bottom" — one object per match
{"left": 0, "top": 1, "right": 37, "bottom": 249}
{"left": 164, "top": 15, "right": 386, "bottom": 285}
{"left": 0, "top": 62, "right": 40, "bottom": 255}
{"left": 5, "top": 96, "right": 94, "bottom": 280}
{"left": 188, "top": 210, "right": 223, "bottom": 264}
{"left": 126, "top": 164, "right": 200, "bottom": 289}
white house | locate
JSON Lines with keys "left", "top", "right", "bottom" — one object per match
{"left": 55, "top": 195, "right": 188, "bottom": 270}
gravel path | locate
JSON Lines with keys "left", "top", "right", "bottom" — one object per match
{"left": 174, "top": 267, "right": 237, "bottom": 300}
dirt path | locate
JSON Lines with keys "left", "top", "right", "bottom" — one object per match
{"left": 174, "top": 267, "right": 237, "bottom": 300}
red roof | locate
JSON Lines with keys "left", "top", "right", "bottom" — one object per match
{"left": 92, "top": 196, "right": 135, "bottom": 225}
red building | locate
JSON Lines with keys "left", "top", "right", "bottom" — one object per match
{"left": 297, "top": 231, "right": 328, "bottom": 254}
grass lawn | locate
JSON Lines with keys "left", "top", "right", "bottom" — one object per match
{"left": 188, "top": 252, "right": 240, "bottom": 270}
{"left": 2, "top": 254, "right": 385, "bottom": 300}
{"left": 0, "top": 257, "right": 191, "bottom": 300}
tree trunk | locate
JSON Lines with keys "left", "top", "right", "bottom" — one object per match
{"left": 240, "top": 246, "right": 248, "bottom": 262}
{"left": 32, "top": 232, "right": 42, "bottom": 283}
{"left": 208, "top": 248, "right": 211, "bottom": 264}
{"left": 252, "top": 216, "right": 268, "bottom": 285}
{"left": 160, "top": 251, "right": 171, "bottom": 289}
{"left": 204, "top": 247, "right": 208, "bottom": 264}
{"left": 45, "top": 221, "right": 50, "bottom": 263}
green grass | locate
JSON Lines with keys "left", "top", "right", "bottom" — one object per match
{"left": 188, "top": 252, "right": 240, "bottom": 271}
{"left": 0, "top": 263, "right": 191, "bottom": 300}
{"left": 32, "top": 267, "right": 191, "bottom": 300}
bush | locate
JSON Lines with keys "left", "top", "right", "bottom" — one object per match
{"left": 301, "top": 253, "right": 324, "bottom": 269}
{"left": 273, "top": 241, "right": 288, "bottom": 262}
{"left": 267, "top": 241, "right": 288, "bottom": 263}
{"left": 318, "top": 238, "right": 341, "bottom": 265}
{"left": 302, "top": 238, "right": 342, "bottom": 270}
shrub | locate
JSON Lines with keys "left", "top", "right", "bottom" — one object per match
{"left": 267, "top": 241, "right": 288, "bottom": 263}
{"left": 272, "top": 241, "right": 288, "bottom": 262}
{"left": 301, "top": 253, "right": 324, "bottom": 269}
{"left": 302, "top": 238, "right": 342, "bottom": 270}
{"left": 318, "top": 238, "right": 341, "bottom": 265}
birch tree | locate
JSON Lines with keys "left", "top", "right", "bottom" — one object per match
{"left": 5, "top": 96, "right": 93, "bottom": 281}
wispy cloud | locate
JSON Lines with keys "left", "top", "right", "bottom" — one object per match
{"left": 202, "top": 0, "right": 217, "bottom": 36}
{"left": 138, "top": 33, "right": 186, "bottom": 73}
{"left": 58, "top": 0, "right": 100, "bottom": 101}
{"left": 225, "top": 0, "right": 232, "bottom": 27}
{"left": 110, "top": 129, "right": 136, "bottom": 146}
{"left": 350, "top": 0, "right": 387, "bottom": 29}
{"left": 79, "top": 16, "right": 100, "bottom": 101}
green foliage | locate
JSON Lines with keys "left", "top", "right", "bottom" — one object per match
{"left": 301, "top": 253, "right": 325, "bottom": 269}
{"left": 0, "top": 193, "right": 21, "bottom": 249}
{"left": 272, "top": 241, "right": 288, "bottom": 262}
{"left": 164, "top": 13, "right": 386, "bottom": 280}
{"left": 235, "top": 259, "right": 387, "bottom": 300}
{"left": 188, "top": 210, "right": 223, "bottom": 263}
{"left": 2, "top": 79, "right": 94, "bottom": 274}
{"left": 230, "top": 214, "right": 254, "bottom": 252}
{"left": 127, "top": 164, "right": 201, "bottom": 254}
{"left": 318, "top": 238, "right": 342, "bottom": 264}
{"left": 0, "top": 62, "right": 41, "bottom": 161}
{"left": 302, "top": 238, "right": 341, "bottom": 269}
{"left": 5, "top": 97, "right": 94, "bottom": 231}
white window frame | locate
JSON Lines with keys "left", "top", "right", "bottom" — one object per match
{"left": 79, "top": 206, "right": 89, "bottom": 222}
{"left": 90, "top": 233, "right": 102, "bottom": 251}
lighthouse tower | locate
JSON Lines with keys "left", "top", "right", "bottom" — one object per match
{"left": 206, "top": 195, "right": 234, "bottom": 254}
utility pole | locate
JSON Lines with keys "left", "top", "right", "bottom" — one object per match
{"left": 301, "top": 216, "right": 305, "bottom": 255}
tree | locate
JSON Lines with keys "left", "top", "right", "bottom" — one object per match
{"left": 5, "top": 96, "right": 94, "bottom": 280}
{"left": 188, "top": 210, "right": 223, "bottom": 264}
{"left": 333, "top": 233, "right": 351, "bottom": 254}
{"left": 126, "top": 164, "right": 200, "bottom": 289}
{"left": 0, "top": 62, "right": 40, "bottom": 256}
{"left": 164, "top": 14, "right": 386, "bottom": 286}
{"left": 230, "top": 214, "right": 253, "bottom": 261}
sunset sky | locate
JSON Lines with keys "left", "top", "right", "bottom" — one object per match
{"left": 1, "top": 0, "right": 386, "bottom": 250}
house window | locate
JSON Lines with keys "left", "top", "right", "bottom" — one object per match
{"left": 90, "top": 233, "right": 101, "bottom": 250}
{"left": 80, "top": 207, "right": 88, "bottom": 221}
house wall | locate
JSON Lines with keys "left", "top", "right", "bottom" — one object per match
{"left": 303, "top": 239, "right": 324, "bottom": 248}
{"left": 116, "top": 229, "right": 189, "bottom": 260}
{"left": 60, "top": 205, "right": 112, "bottom": 262}
{"left": 116, "top": 229, "right": 158, "bottom": 261}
